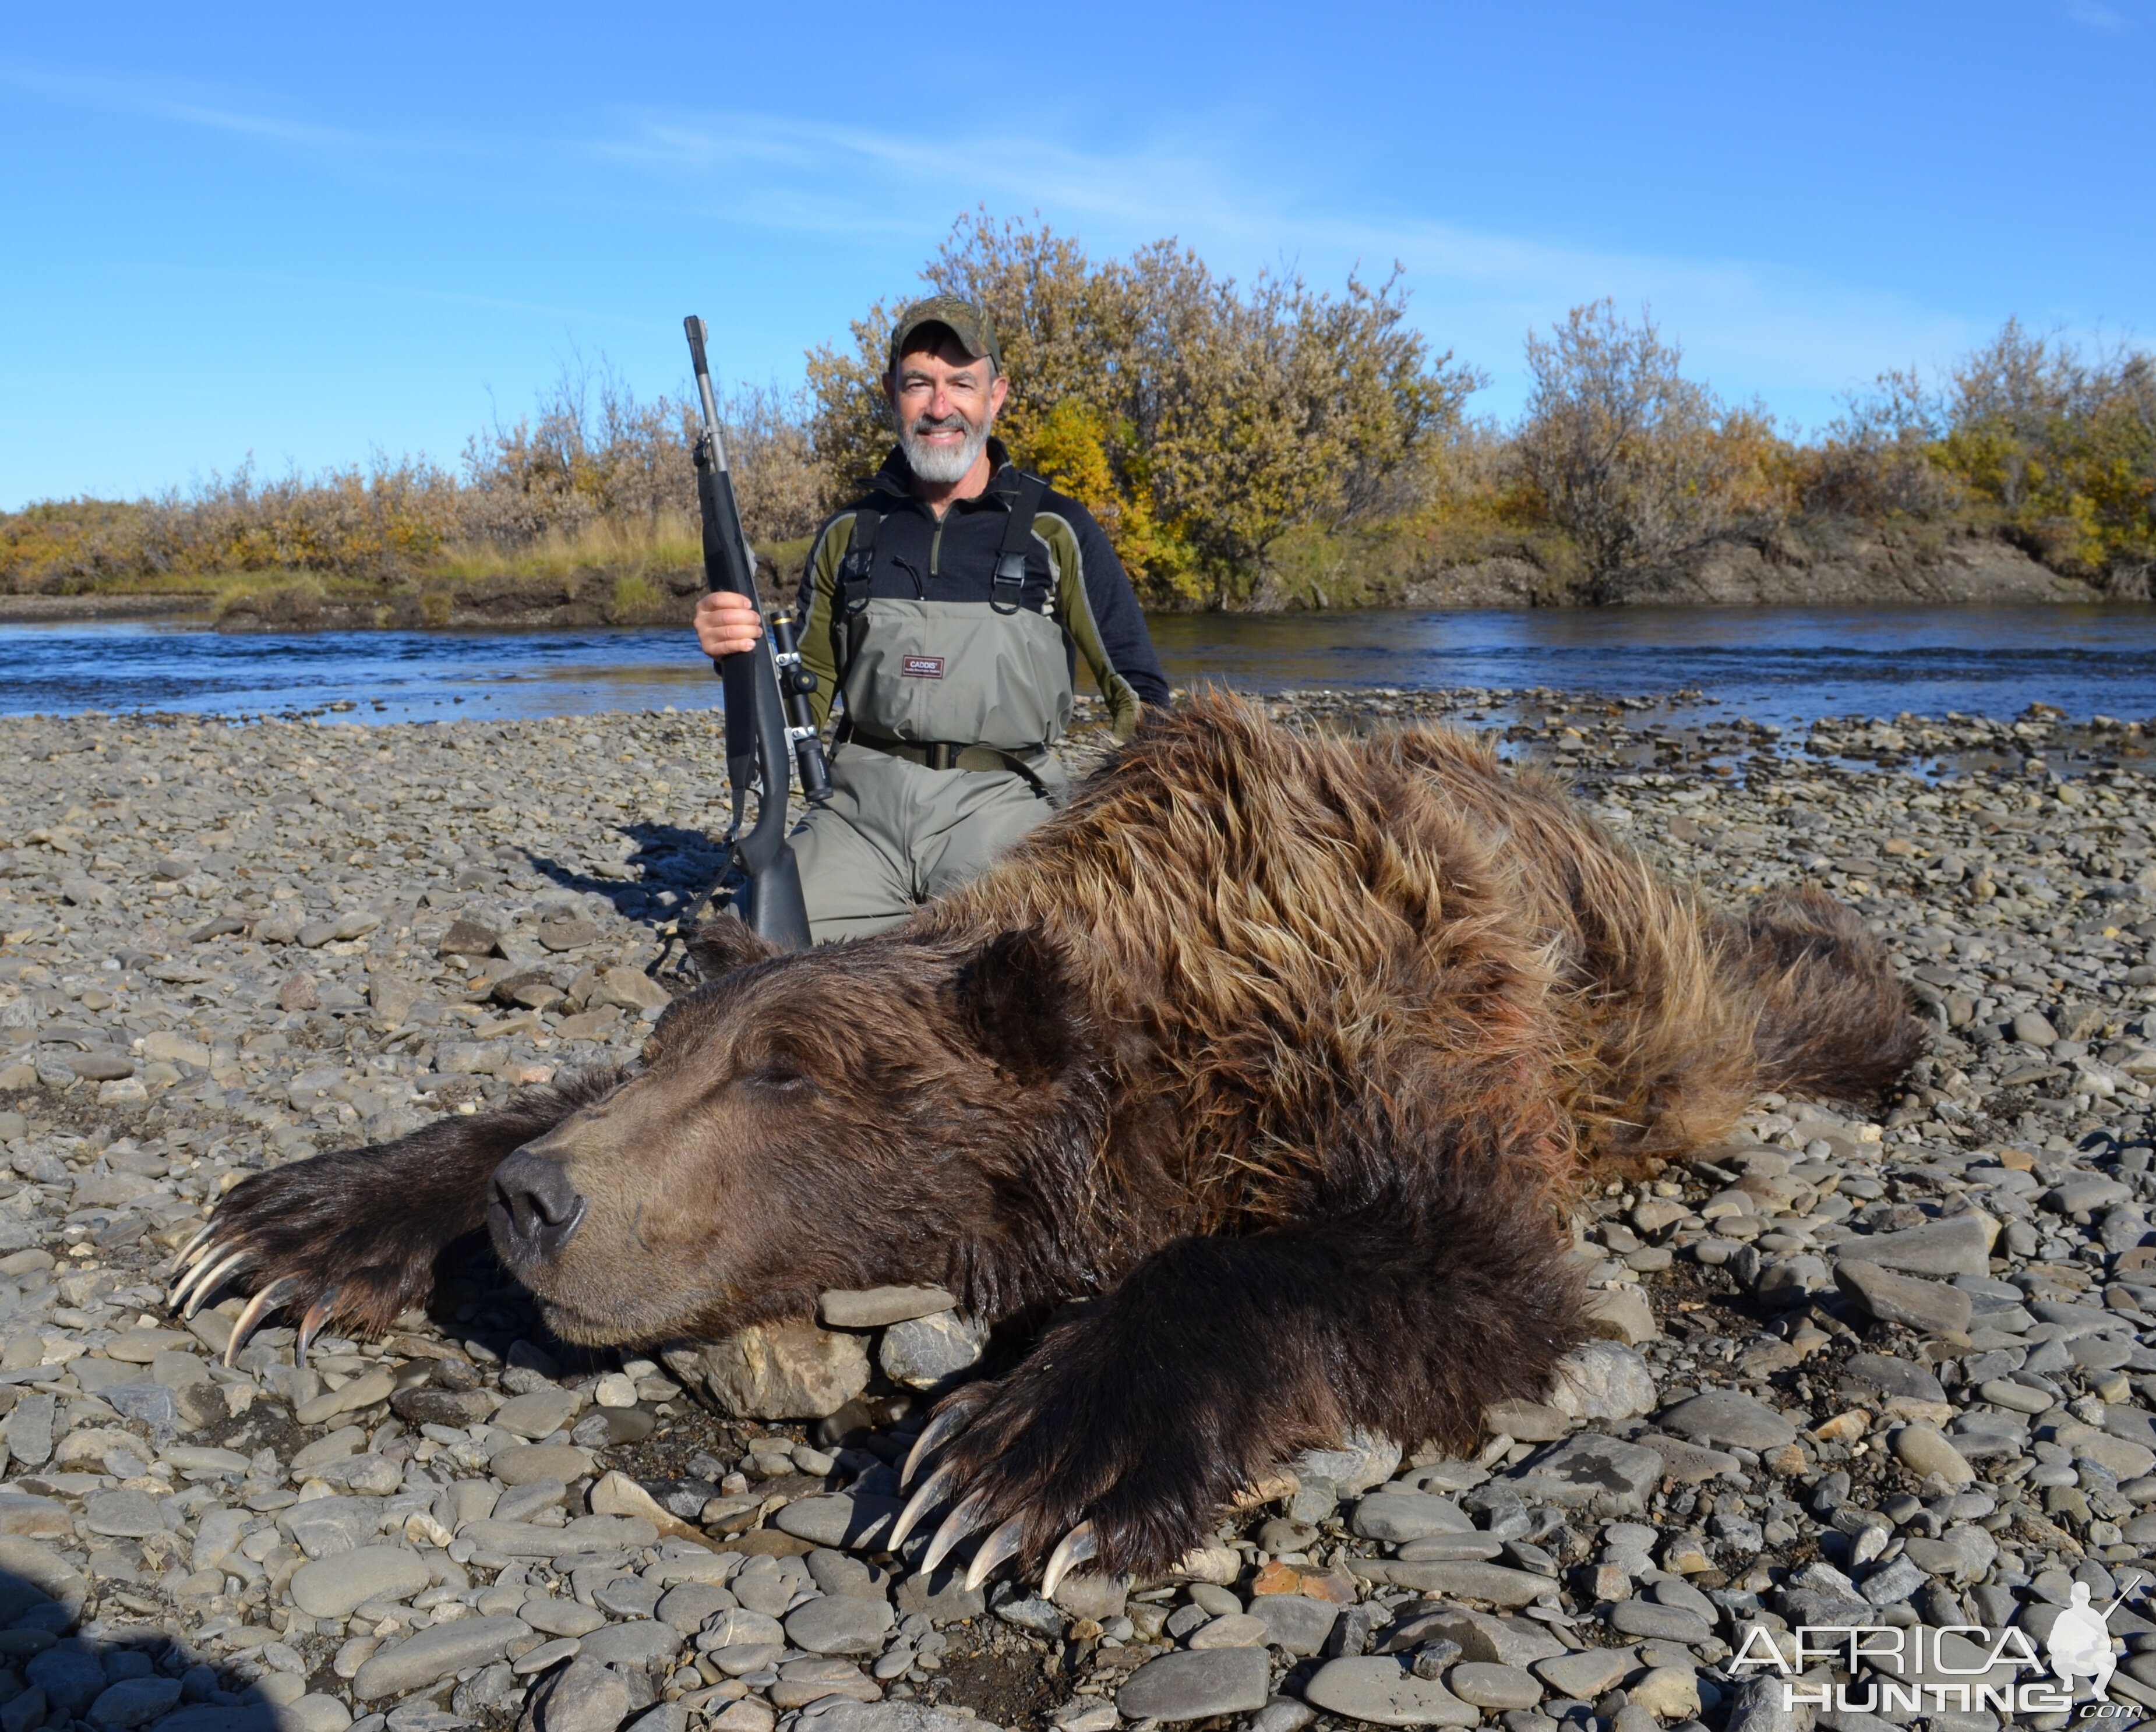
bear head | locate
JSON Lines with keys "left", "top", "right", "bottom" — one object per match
{"left": 485, "top": 921, "right": 1100, "bottom": 1345}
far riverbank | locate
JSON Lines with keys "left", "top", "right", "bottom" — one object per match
{"left": 0, "top": 515, "right": 2133, "bottom": 632}
{"left": 8, "top": 606, "right": 2156, "bottom": 740}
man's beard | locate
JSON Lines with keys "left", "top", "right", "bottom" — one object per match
{"left": 899, "top": 409, "right": 990, "bottom": 484}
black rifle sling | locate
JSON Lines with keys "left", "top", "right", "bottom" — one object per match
{"left": 992, "top": 473, "right": 1046, "bottom": 614}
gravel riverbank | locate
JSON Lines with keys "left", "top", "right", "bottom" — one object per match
{"left": 2, "top": 690, "right": 2155, "bottom": 1732}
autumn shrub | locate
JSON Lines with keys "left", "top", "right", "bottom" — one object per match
{"left": 809, "top": 211, "right": 1480, "bottom": 607}
{"left": 1514, "top": 300, "right": 1787, "bottom": 599}
{"left": 458, "top": 363, "right": 827, "bottom": 552}
{"left": 1795, "top": 369, "right": 1961, "bottom": 521}
{"left": 1930, "top": 321, "right": 2155, "bottom": 585}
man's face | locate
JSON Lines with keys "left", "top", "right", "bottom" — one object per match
{"left": 885, "top": 329, "right": 1008, "bottom": 485}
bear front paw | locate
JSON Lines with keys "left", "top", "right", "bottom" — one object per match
{"left": 169, "top": 1160, "right": 450, "bottom": 1362}
{"left": 882, "top": 1363, "right": 1230, "bottom": 1589}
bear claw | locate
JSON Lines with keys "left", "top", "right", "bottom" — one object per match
{"left": 921, "top": 1490, "right": 989, "bottom": 1572}
{"left": 889, "top": 1460, "right": 961, "bottom": 1553}
{"left": 1039, "top": 1522, "right": 1097, "bottom": 1598}
{"left": 174, "top": 1249, "right": 249, "bottom": 1318}
{"left": 170, "top": 1224, "right": 215, "bottom": 1275}
{"left": 296, "top": 1286, "right": 343, "bottom": 1362}
{"left": 902, "top": 1405, "right": 969, "bottom": 1488}
{"left": 963, "top": 1515, "right": 1026, "bottom": 1592}
{"left": 224, "top": 1276, "right": 304, "bottom": 1367}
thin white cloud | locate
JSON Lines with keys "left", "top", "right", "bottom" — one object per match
{"left": 0, "top": 56, "right": 2056, "bottom": 423}
{"left": 2066, "top": 0, "right": 2130, "bottom": 29}
{"left": 595, "top": 107, "right": 1985, "bottom": 416}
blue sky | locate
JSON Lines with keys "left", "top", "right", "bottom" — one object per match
{"left": 4, "top": 1, "right": 2151, "bottom": 509}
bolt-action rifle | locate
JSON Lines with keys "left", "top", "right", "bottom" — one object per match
{"left": 683, "top": 315, "right": 829, "bottom": 950}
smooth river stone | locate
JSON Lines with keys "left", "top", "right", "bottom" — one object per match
{"left": 1303, "top": 1657, "right": 1478, "bottom": 1727}
{"left": 1653, "top": 1388, "right": 1798, "bottom": 1450}
{"left": 290, "top": 1546, "right": 431, "bottom": 1618}
{"left": 817, "top": 1286, "right": 957, "bottom": 1328}
{"left": 352, "top": 1616, "right": 535, "bottom": 1699}
{"left": 1118, "top": 1649, "right": 1271, "bottom": 1722}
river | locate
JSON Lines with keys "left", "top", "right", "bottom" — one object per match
{"left": 4, "top": 605, "right": 2156, "bottom": 730}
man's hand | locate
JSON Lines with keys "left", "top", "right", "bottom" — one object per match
{"left": 694, "top": 591, "right": 764, "bottom": 659}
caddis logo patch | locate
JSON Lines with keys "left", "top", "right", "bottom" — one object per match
{"left": 901, "top": 656, "right": 947, "bottom": 678}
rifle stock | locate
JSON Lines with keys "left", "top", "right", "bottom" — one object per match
{"left": 684, "top": 315, "right": 812, "bottom": 950}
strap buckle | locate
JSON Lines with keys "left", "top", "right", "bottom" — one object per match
{"left": 990, "top": 552, "right": 1026, "bottom": 616}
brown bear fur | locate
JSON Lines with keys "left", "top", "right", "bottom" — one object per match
{"left": 191, "top": 692, "right": 1918, "bottom": 1577}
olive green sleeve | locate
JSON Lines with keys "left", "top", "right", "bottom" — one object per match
{"left": 1043, "top": 515, "right": 1145, "bottom": 740}
{"left": 793, "top": 516, "right": 852, "bottom": 735}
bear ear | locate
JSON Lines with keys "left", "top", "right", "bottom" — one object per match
{"left": 686, "top": 915, "right": 781, "bottom": 981}
{"left": 956, "top": 927, "right": 1082, "bottom": 1083}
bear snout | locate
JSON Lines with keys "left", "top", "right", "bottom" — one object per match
{"left": 489, "top": 1149, "right": 588, "bottom": 1265}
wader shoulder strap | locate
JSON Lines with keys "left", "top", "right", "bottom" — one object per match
{"left": 838, "top": 509, "right": 880, "bottom": 680}
{"left": 992, "top": 475, "right": 1047, "bottom": 615}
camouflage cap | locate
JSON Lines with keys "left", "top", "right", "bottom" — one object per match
{"left": 887, "top": 295, "right": 1003, "bottom": 374}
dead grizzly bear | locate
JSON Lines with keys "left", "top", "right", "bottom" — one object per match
{"left": 180, "top": 692, "right": 1917, "bottom": 1583}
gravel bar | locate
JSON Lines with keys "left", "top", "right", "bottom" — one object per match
{"left": 1, "top": 688, "right": 2155, "bottom": 1732}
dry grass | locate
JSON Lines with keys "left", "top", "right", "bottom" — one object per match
{"left": 434, "top": 512, "right": 704, "bottom": 582}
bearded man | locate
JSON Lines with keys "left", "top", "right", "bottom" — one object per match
{"left": 693, "top": 296, "right": 1170, "bottom": 942}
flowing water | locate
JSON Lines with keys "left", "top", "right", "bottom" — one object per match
{"left": 5, "top": 605, "right": 2156, "bottom": 730}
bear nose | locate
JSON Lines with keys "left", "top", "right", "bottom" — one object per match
{"left": 489, "top": 1150, "right": 587, "bottom": 1262}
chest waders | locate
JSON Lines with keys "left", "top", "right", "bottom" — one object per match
{"left": 832, "top": 474, "right": 1073, "bottom": 793}
{"left": 785, "top": 473, "right": 1075, "bottom": 941}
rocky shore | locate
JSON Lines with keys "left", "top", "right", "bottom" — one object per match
{"left": 2, "top": 690, "right": 2155, "bottom": 1732}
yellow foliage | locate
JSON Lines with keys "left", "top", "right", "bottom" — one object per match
{"left": 1014, "top": 399, "right": 1202, "bottom": 603}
